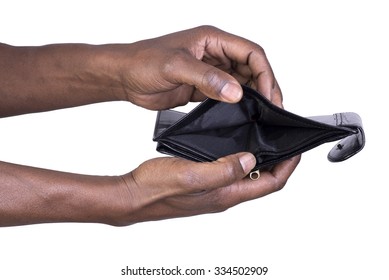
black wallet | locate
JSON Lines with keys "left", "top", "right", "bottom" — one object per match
{"left": 153, "top": 85, "right": 365, "bottom": 179}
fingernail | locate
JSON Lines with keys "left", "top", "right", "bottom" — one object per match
{"left": 220, "top": 82, "right": 242, "bottom": 102}
{"left": 239, "top": 153, "right": 256, "bottom": 174}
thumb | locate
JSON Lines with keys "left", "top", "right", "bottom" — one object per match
{"left": 130, "top": 153, "right": 256, "bottom": 198}
{"left": 169, "top": 54, "right": 243, "bottom": 103}
{"left": 181, "top": 152, "right": 257, "bottom": 192}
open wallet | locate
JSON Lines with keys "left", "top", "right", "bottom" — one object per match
{"left": 153, "top": 85, "right": 365, "bottom": 180}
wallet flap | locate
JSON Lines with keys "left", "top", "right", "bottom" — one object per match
{"left": 308, "top": 113, "right": 365, "bottom": 162}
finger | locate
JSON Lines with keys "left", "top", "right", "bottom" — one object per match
{"left": 165, "top": 53, "right": 243, "bottom": 103}
{"left": 135, "top": 152, "right": 256, "bottom": 195}
{"left": 271, "top": 79, "right": 284, "bottom": 108}
{"left": 165, "top": 155, "right": 300, "bottom": 214}
{"left": 267, "top": 155, "right": 301, "bottom": 191}
{"left": 126, "top": 155, "right": 301, "bottom": 224}
{"left": 222, "top": 155, "right": 301, "bottom": 206}
{"left": 209, "top": 31, "right": 276, "bottom": 101}
{"left": 175, "top": 152, "right": 257, "bottom": 193}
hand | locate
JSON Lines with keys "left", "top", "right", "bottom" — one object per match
{"left": 107, "top": 153, "right": 300, "bottom": 226}
{"left": 108, "top": 25, "right": 283, "bottom": 110}
{"left": 0, "top": 27, "right": 298, "bottom": 227}
{"left": 0, "top": 153, "right": 299, "bottom": 227}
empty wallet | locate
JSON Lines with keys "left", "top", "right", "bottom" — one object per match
{"left": 153, "top": 85, "right": 365, "bottom": 179}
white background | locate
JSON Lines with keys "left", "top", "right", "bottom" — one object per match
{"left": 0, "top": 0, "right": 387, "bottom": 279}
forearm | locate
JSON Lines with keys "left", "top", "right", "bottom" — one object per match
{"left": 0, "top": 43, "right": 129, "bottom": 117}
{"left": 0, "top": 161, "right": 125, "bottom": 227}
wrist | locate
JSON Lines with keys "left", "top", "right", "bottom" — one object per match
{"left": 0, "top": 161, "right": 134, "bottom": 227}
{"left": 82, "top": 44, "right": 130, "bottom": 102}
{"left": 77, "top": 174, "right": 145, "bottom": 227}
{"left": 60, "top": 174, "right": 135, "bottom": 226}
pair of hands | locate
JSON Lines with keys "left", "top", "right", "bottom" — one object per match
{"left": 0, "top": 25, "right": 300, "bottom": 226}
{"left": 107, "top": 26, "right": 300, "bottom": 225}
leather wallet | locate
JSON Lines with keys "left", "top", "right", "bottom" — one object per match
{"left": 153, "top": 85, "right": 365, "bottom": 179}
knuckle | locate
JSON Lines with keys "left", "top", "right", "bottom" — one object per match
{"left": 246, "top": 40, "right": 265, "bottom": 56}
{"left": 218, "top": 156, "right": 245, "bottom": 180}
{"left": 255, "top": 43, "right": 266, "bottom": 55}
{"left": 196, "top": 25, "right": 219, "bottom": 34}
{"left": 248, "top": 46, "right": 266, "bottom": 66}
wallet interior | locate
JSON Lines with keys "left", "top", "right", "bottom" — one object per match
{"left": 153, "top": 85, "right": 364, "bottom": 170}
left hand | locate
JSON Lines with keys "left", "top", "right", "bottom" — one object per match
{"left": 107, "top": 153, "right": 300, "bottom": 226}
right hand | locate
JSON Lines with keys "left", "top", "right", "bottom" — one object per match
{"left": 97, "top": 25, "right": 283, "bottom": 110}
